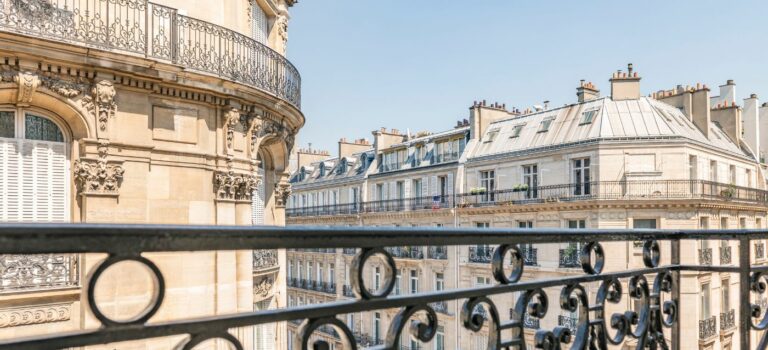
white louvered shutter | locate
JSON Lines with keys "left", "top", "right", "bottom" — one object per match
{"left": 251, "top": 4, "right": 269, "bottom": 44}
{"left": 421, "top": 177, "right": 428, "bottom": 197}
{"left": 0, "top": 139, "right": 67, "bottom": 223}
{"left": 430, "top": 176, "right": 438, "bottom": 197}
{"left": 404, "top": 181, "right": 411, "bottom": 198}
{"left": 252, "top": 167, "right": 265, "bottom": 225}
{"left": 447, "top": 173, "right": 454, "bottom": 197}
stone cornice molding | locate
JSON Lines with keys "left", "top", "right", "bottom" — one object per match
{"left": 0, "top": 303, "right": 71, "bottom": 328}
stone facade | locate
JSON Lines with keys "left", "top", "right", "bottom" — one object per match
{"left": 0, "top": 0, "right": 300, "bottom": 349}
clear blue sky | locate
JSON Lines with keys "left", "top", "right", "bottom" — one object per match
{"left": 288, "top": 0, "right": 768, "bottom": 152}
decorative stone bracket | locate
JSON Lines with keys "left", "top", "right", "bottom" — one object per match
{"left": 213, "top": 170, "right": 259, "bottom": 202}
{"left": 250, "top": 114, "right": 296, "bottom": 155}
{"left": 73, "top": 142, "right": 125, "bottom": 196}
{"left": 81, "top": 80, "right": 117, "bottom": 133}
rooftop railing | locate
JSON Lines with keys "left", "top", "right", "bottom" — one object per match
{"left": 0, "top": 0, "right": 301, "bottom": 107}
{"left": 287, "top": 180, "right": 768, "bottom": 218}
{"left": 1, "top": 224, "right": 768, "bottom": 349}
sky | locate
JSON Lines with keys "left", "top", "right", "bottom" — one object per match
{"left": 287, "top": 0, "right": 768, "bottom": 153}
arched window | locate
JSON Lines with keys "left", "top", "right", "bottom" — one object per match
{"left": 0, "top": 109, "right": 68, "bottom": 222}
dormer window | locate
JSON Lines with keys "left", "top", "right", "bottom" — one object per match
{"left": 580, "top": 109, "right": 598, "bottom": 125}
{"left": 318, "top": 163, "right": 326, "bottom": 177}
{"left": 485, "top": 129, "right": 499, "bottom": 143}
{"left": 337, "top": 159, "right": 347, "bottom": 175}
{"left": 510, "top": 124, "right": 524, "bottom": 138}
{"left": 538, "top": 118, "right": 554, "bottom": 133}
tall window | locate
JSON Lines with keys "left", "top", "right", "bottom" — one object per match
{"left": 373, "top": 312, "right": 381, "bottom": 343}
{"left": 710, "top": 160, "right": 717, "bottom": 182}
{"left": 701, "top": 283, "right": 711, "bottom": 319}
{"left": 414, "top": 144, "right": 426, "bottom": 166}
{"left": 439, "top": 176, "right": 448, "bottom": 203}
{"left": 689, "top": 155, "right": 698, "bottom": 180}
{"left": 297, "top": 260, "right": 302, "bottom": 280}
{"left": 480, "top": 170, "right": 495, "bottom": 202}
{"left": 572, "top": 158, "right": 591, "bottom": 196}
{"left": 382, "top": 149, "right": 407, "bottom": 172}
{"left": 410, "top": 269, "right": 418, "bottom": 294}
{"left": 413, "top": 179, "right": 423, "bottom": 207}
{"left": 374, "top": 266, "right": 381, "bottom": 290}
{"left": 396, "top": 181, "right": 405, "bottom": 209}
{"left": 434, "top": 326, "right": 445, "bottom": 350}
{"left": 317, "top": 263, "right": 324, "bottom": 283}
{"left": 251, "top": 3, "right": 269, "bottom": 44}
{"left": 729, "top": 165, "right": 736, "bottom": 184}
{"left": 435, "top": 138, "right": 464, "bottom": 163}
{"left": 0, "top": 111, "right": 68, "bottom": 222}
{"left": 722, "top": 280, "right": 730, "bottom": 311}
{"left": 307, "top": 261, "right": 313, "bottom": 282}
{"left": 522, "top": 164, "right": 538, "bottom": 199}
{"left": 395, "top": 270, "right": 402, "bottom": 295}
{"left": 329, "top": 263, "right": 335, "bottom": 285}
{"left": 376, "top": 183, "right": 384, "bottom": 207}
{"left": 352, "top": 187, "right": 360, "bottom": 209}
{"left": 435, "top": 272, "right": 444, "bottom": 291}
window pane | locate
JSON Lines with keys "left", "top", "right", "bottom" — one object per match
{"left": 0, "top": 111, "right": 14, "bottom": 138}
{"left": 25, "top": 114, "right": 63, "bottom": 142}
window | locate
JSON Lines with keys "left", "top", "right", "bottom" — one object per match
{"left": 758, "top": 218, "right": 763, "bottom": 229}
{"left": 701, "top": 283, "right": 711, "bottom": 319}
{"left": 317, "top": 263, "right": 324, "bottom": 283}
{"left": 396, "top": 181, "right": 405, "bottom": 208}
{"left": 568, "top": 220, "right": 586, "bottom": 229}
{"left": 352, "top": 187, "right": 360, "bottom": 209}
{"left": 251, "top": 2, "right": 269, "bottom": 44}
{"left": 539, "top": 118, "right": 554, "bottom": 133}
{"left": 307, "top": 262, "right": 313, "bottom": 282}
{"left": 747, "top": 169, "right": 753, "bottom": 188}
{"left": 522, "top": 164, "right": 538, "bottom": 199}
{"left": 710, "top": 160, "right": 717, "bottom": 182}
{"left": 373, "top": 312, "right": 381, "bottom": 343}
{"left": 434, "top": 326, "right": 445, "bottom": 350}
{"left": 376, "top": 184, "right": 384, "bottom": 203}
{"left": 633, "top": 219, "right": 657, "bottom": 229}
{"left": 435, "top": 138, "right": 464, "bottom": 163}
{"left": 480, "top": 170, "right": 496, "bottom": 202}
{"left": 572, "top": 158, "right": 591, "bottom": 195}
{"left": 439, "top": 176, "right": 449, "bottom": 203}
{"left": 410, "top": 269, "right": 418, "bottom": 294}
{"left": 395, "top": 270, "right": 402, "bottom": 295}
{"left": 414, "top": 144, "right": 426, "bottom": 166}
{"left": 297, "top": 260, "right": 303, "bottom": 280}
{"left": 580, "top": 109, "right": 598, "bottom": 125}
{"left": 689, "top": 155, "right": 698, "bottom": 180}
{"left": 374, "top": 266, "right": 381, "bottom": 290}
{"left": 721, "top": 217, "right": 728, "bottom": 229}
{"left": 729, "top": 165, "right": 736, "bottom": 184}
{"left": 510, "top": 124, "right": 524, "bottom": 138}
{"left": 329, "top": 263, "right": 335, "bottom": 284}
{"left": 382, "top": 148, "right": 407, "bottom": 172}
{"left": 700, "top": 217, "right": 710, "bottom": 250}
{"left": 722, "top": 280, "right": 730, "bottom": 311}
{"left": 412, "top": 179, "right": 423, "bottom": 206}
{"left": 435, "top": 272, "right": 444, "bottom": 291}
{"left": 740, "top": 218, "right": 747, "bottom": 229}
{"left": 484, "top": 129, "right": 499, "bottom": 143}
{"left": 287, "top": 260, "right": 293, "bottom": 278}
{"left": 0, "top": 111, "right": 68, "bottom": 223}
{"left": 518, "top": 221, "right": 533, "bottom": 229}
{"left": 475, "top": 276, "right": 491, "bottom": 286}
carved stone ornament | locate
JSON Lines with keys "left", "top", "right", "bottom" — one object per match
{"left": 274, "top": 180, "right": 291, "bottom": 207}
{"left": 0, "top": 303, "right": 71, "bottom": 328}
{"left": 40, "top": 76, "right": 85, "bottom": 98}
{"left": 275, "top": 15, "right": 289, "bottom": 52}
{"left": 254, "top": 117, "right": 296, "bottom": 154}
{"left": 254, "top": 277, "right": 274, "bottom": 298}
{"left": 213, "top": 170, "right": 259, "bottom": 201}
{"left": 224, "top": 108, "right": 240, "bottom": 152}
{"left": 14, "top": 72, "right": 41, "bottom": 106}
{"left": 81, "top": 80, "right": 117, "bottom": 132}
{"left": 73, "top": 142, "right": 125, "bottom": 196}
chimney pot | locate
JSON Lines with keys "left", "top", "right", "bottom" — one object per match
{"left": 727, "top": 79, "right": 735, "bottom": 85}
{"left": 751, "top": 93, "right": 758, "bottom": 99}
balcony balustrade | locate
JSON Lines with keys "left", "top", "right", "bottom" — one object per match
{"left": 343, "top": 248, "right": 357, "bottom": 255}
{"left": 427, "top": 246, "right": 448, "bottom": 260}
{"left": 429, "top": 301, "right": 450, "bottom": 315}
{"left": 0, "top": 0, "right": 301, "bottom": 107}
{"left": 468, "top": 245, "right": 494, "bottom": 263}
{"left": 0, "top": 254, "right": 78, "bottom": 293}
{"left": 558, "top": 315, "right": 578, "bottom": 334}
{"left": 757, "top": 242, "right": 766, "bottom": 259}
{"left": 699, "top": 248, "right": 713, "bottom": 265}
{"left": 386, "top": 246, "right": 424, "bottom": 260}
{"left": 699, "top": 316, "right": 717, "bottom": 339}
{"left": 354, "top": 332, "right": 384, "bottom": 347}
{"left": 288, "top": 180, "right": 768, "bottom": 218}
{"left": 293, "top": 248, "right": 337, "bottom": 254}
{"left": 521, "top": 247, "right": 538, "bottom": 266}
{"left": 720, "top": 245, "right": 732, "bottom": 264}
{"left": 2, "top": 224, "right": 767, "bottom": 349}
{"left": 253, "top": 249, "right": 278, "bottom": 271}
{"left": 720, "top": 309, "right": 736, "bottom": 332}
{"left": 559, "top": 248, "right": 581, "bottom": 268}
{"left": 343, "top": 284, "right": 354, "bottom": 297}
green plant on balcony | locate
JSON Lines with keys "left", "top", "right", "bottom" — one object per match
{"left": 720, "top": 184, "right": 736, "bottom": 199}
{"left": 469, "top": 187, "right": 487, "bottom": 195}
{"left": 512, "top": 184, "right": 529, "bottom": 192}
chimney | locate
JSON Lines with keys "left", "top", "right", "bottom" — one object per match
{"left": 711, "top": 100, "right": 742, "bottom": 146}
{"left": 710, "top": 80, "right": 737, "bottom": 108}
{"left": 610, "top": 63, "right": 641, "bottom": 101}
{"left": 690, "top": 86, "right": 711, "bottom": 138}
{"left": 743, "top": 94, "right": 760, "bottom": 161}
{"left": 338, "top": 137, "right": 371, "bottom": 159}
{"left": 576, "top": 80, "right": 600, "bottom": 102}
{"left": 655, "top": 84, "right": 695, "bottom": 119}
{"left": 468, "top": 101, "right": 513, "bottom": 141}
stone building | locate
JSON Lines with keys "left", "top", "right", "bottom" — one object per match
{"left": 287, "top": 65, "right": 768, "bottom": 350}
{"left": 0, "top": 0, "right": 302, "bottom": 349}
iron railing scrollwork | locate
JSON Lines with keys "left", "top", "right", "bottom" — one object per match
{"left": 427, "top": 246, "right": 447, "bottom": 260}
{"left": 699, "top": 248, "right": 713, "bottom": 265}
{"left": 559, "top": 248, "right": 581, "bottom": 268}
{"left": 5, "top": 225, "right": 768, "bottom": 349}
{"left": 720, "top": 245, "right": 732, "bottom": 265}
{"left": 757, "top": 242, "right": 765, "bottom": 259}
{"left": 0, "top": 0, "right": 301, "bottom": 108}
{"left": 720, "top": 309, "right": 735, "bottom": 331}
{"left": 0, "top": 253, "right": 78, "bottom": 292}
{"left": 468, "top": 245, "right": 493, "bottom": 264}
{"left": 699, "top": 316, "right": 717, "bottom": 339}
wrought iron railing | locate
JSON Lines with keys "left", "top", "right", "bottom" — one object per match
{"left": 253, "top": 249, "right": 278, "bottom": 270}
{"left": 0, "top": 253, "right": 78, "bottom": 292}
{"left": 468, "top": 245, "right": 494, "bottom": 263}
{"left": 699, "top": 248, "right": 713, "bottom": 265}
{"left": 0, "top": 0, "right": 301, "bottom": 107}
{"left": 559, "top": 248, "right": 581, "bottom": 268}
{"left": 720, "top": 309, "right": 736, "bottom": 331}
{"left": 342, "top": 284, "right": 354, "bottom": 297}
{"left": 523, "top": 313, "right": 540, "bottom": 330}
{"left": 387, "top": 246, "right": 424, "bottom": 259}
{"left": 699, "top": 315, "right": 717, "bottom": 339}
{"left": 720, "top": 245, "right": 732, "bottom": 265}
{"left": 288, "top": 179, "right": 768, "bottom": 218}
{"left": 558, "top": 314, "right": 578, "bottom": 334}
{"left": 3, "top": 224, "right": 768, "bottom": 349}
{"left": 429, "top": 301, "right": 450, "bottom": 315}
{"left": 521, "top": 246, "right": 537, "bottom": 266}
{"left": 427, "top": 246, "right": 448, "bottom": 260}
{"left": 757, "top": 242, "right": 766, "bottom": 259}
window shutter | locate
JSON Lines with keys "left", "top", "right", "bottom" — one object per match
{"left": 0, "top": 139, "right": 19, "bottom": 221}
{"left": 429, "top": 176, "right": 437, "bottom": 197}
{"left": 421, "top": 177, "right": 428, "bottom": 197}
{"left": 403, "top": 180, "right": 411, "bottom": 198}
{"left": 447, "top": 173, "right": 454, "bottom": 197}
{"left": 252, "top": 167, "right": 265, "bottom": 225}
{"left": 251, "top": 4, "right": 269, "bottom": 44}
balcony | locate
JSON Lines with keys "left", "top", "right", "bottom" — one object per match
{"left": 720, "top": 309, "right": 736, "bottom": 332}
{"left": 510, "top": 309, "right": 540, "bottom": 330}
{"left": 757, "top": 242, "right": 765, "bottom": 259}
{"left": 558, "top": 314, "right": 578, "bottom": 334}
{"left": 0, "top": 254, "right": 78, "bottom": 293}
{"left": 343, "top": 284, "right": 355, "bottom": 297}
{"left": 288, "top": 180, "right": 768, "bottom": 219}
{"left": 699, "top": 248, "right": 713, "bottom": 265}
{"left": 386, "top": 246, "right": 424, "bottom": 260}
{"left": 699, "top": 316, "right": 717, "bottom": 339}
{"left": 521, "top": 247, "right": 538, "bottom": 266}
{"left": 343, "top": 248, "right": 358, "bottom": 255}
{"left": 720, "top": 245, "right": 732, "bottom": 264}
{"left": 429, "top": 301, "right": 451, "bottom": 315}
{"left": 0, "top": 0, "right": 301, "bottom": 108}
{"left": 468, "top": 245, "right": 494, "bottom": 263}
{"left": 4, "top": 224, "right": 768, "bottom": 349}
{"left": 293, "top": 248, "right": 337, "bottom": 254}
{"left": 428, "top": 246, "right": 448, "bottom": 260}
{"left": 559, "top": 248, "right": 581, "bottom": 268}
{"left": 353, "top": 332, "right": 384, "bottom": 347}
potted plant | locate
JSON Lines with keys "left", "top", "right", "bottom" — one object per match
{"left": 720, "top": 184, "right": 736, "bottom": 199}
{"left": 512, "top": 184, "right": 529, "bottom": 192}
{"left": 470, "top": 187, "right": 487, "bottom": 195}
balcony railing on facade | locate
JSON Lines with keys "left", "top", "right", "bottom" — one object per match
{"left": 699, "top": 248, "right": 713, "bottom": 265}
{"left": 699, "top": 315, "right": 717, "bottom": 339}
{"left": 510, "top": 309, "right": 540, "bottom": 330}
{"left": 287, "top": 278, "right": 336, "bottom": 294}
{"left": 4, "top": 224, "right": 768, "bottom": 349}
{"left": 757, "top": 242, "right": 766, "bottom": 260}
{"left": 0, "top": 254, "right": 78, "bottom": 293}
{"left": 720, "top": 245, "right": 732, "bottom": 264}
{"left": 559, "top": 248, "right": 581, "bottom": 268}
{"left": 287, "top": 180, "right": 768, "bottom": 218}
{"left": 720, "top": 309, "right": 736, "bottom": 332}
{"left": 386, "top": 246, "right": 424, "bottom": 259}
{"left": 427, "top": 246, "right": 448, "bottom": 260}
{"left": 0, "top": 0, "right": 301, "bottom": 108}
{"left": 470, "top": 245, "right": 538, "bottom": 266}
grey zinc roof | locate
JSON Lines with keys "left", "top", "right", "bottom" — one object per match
{"left": 290, "top": 150, "right": 374, "bottom": 186}
{"left": 469, "top": 97, "right": 745, "bottom": 159}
